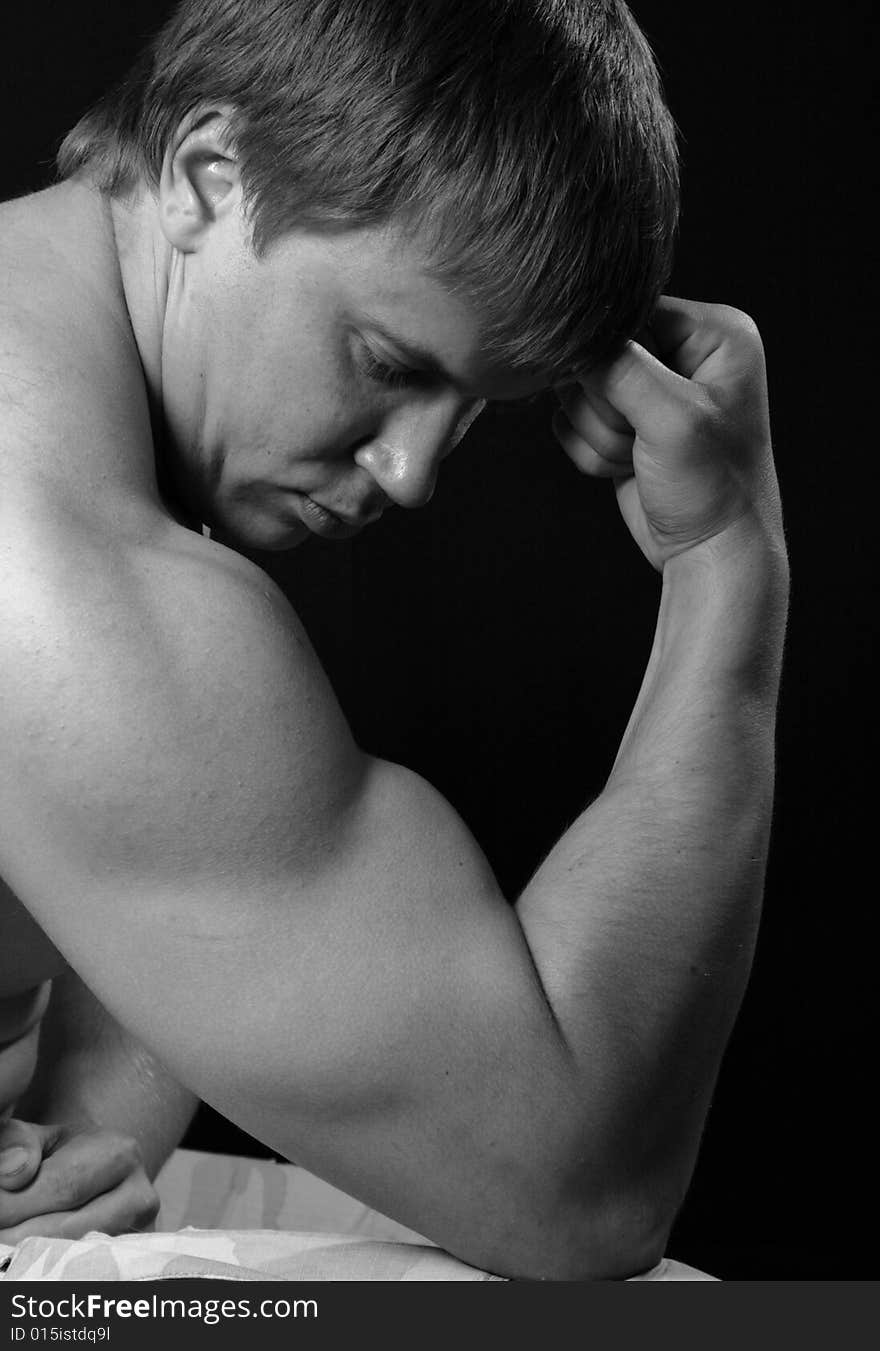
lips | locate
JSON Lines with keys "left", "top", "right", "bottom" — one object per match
{"left": 296, "top": 494, "right": 383, "bottom": 540}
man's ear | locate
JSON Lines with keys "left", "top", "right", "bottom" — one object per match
{"left": 157, "top": 110, "right": 242, "bottom": 252}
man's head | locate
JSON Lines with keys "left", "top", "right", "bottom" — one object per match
{"left": 58, "top": 0, "right": 679, "bottom": 549}
{"left": 59, "top": 0, "right": 678, "bottom": 378}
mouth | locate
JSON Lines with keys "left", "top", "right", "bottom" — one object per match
{"left": 294, "top": 494, "right": 383, "bottom": 540}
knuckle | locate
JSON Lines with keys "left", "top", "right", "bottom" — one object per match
{"left": 109, "top": 1133, "right": 142, "bottom": 1172}
{"left": 678, "top": 389, "right": 720, "bottom": 442}
{"left": 133, "top": 1178, "right": 160, "bottom": 1225}
{"left": 122, "top": 1137, "right": 143, "bottom": 1169}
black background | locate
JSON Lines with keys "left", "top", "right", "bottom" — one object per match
{"left": 3, "top": 2, "right": 875, "bottom": 1279}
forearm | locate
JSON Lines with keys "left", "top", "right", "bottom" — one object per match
{"left": 18, "top": 971, "right": 197, "bottom": 1178}
{"left": 517, "top": 520, "right": 789, "bottom": 1212}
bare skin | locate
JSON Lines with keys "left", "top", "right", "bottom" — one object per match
{"left": 0, "top": 181, "right": 196, "bottom": 1236}
{"left": 0, "top": 117, "right": 788, "bottom": 1277}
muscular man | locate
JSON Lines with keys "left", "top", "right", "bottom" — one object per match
{"left": 0, "top": 0, "right": 788, "bottom": 1278}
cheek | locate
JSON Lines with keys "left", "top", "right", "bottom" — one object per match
{"left": 256, "top": 361, "right": 373, "bottom": 458}
{"left": 211, "top": 283, "right": 368, "bottom": 456}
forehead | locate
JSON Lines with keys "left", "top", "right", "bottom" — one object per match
{"left": 260, "top": 223, "right": 549, "bottom": 402}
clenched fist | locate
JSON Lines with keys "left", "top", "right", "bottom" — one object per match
{"left": 553, "top": 296, "right": 784, "bottom": 570}
{"left": 0, "top": 1116, "right": 159, "bottom": 1244}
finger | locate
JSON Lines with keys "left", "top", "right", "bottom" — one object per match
{"left": 580, "top": 338, "right": 698, "bottom": 446}
{"left": 555, "top": 385, "right": 634, "bottom": 465}
{"left": 451, "top": 397, "right": 487, "bottom": 449}
{"left": 0, "top": 1120, "right": 52, "bottom": 1193}
{"left": 565, "top": 375, "right": 634, "bottom": 438}
{"left": 646, "top": 294, "right": 712, "bottom": 365}
{"left": 0, "top": 1170, "right": 160, "bottom": 1245}
{"left": 0, "top": 1131, "right": 140, "bottom": 1226}
{"left": 635, "top": 322, "right": 661, "bottom": 362}
{"left": 552, "top": 408, "right": 634, "bottom": 480}
{"left": 649, "top": 295, "right": 763, "bottom": 385}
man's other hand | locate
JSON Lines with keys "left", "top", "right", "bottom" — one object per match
{"left": 553, "top": 295, "right": 783, "bottom": 570}
{"left": 0, "top": 1117, "right": 159, "bottom": 1243}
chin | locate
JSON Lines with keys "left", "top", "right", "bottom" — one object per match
{"left": 208, "top": 506, "right": 312, "bottom": 553}
{"left": 258, "top": 531, "right": 312, "bottom": 552}
{"left": 235, "top": 524, "right": 312, "bottom": 553}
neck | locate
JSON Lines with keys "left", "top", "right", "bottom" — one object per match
{"left": 109, "top": 187, "right": 206, "bottom": 534}
{"left": 109, "top": 184, "right": 172, "bottom": 418}
{"left": 40, "top": 178, "right": 200, "bottom": 535}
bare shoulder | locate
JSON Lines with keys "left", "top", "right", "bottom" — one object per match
{"left": 0, "top": 507, "right": 362, "bottom": 847}
{"left": 0, "top": 185, "right": 360, "bottom": 884}
{"left": 3, "top": 183, "right": 149, "bottom": 444}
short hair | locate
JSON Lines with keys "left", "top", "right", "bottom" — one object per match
{"left": 58, "top": 0, "right": 679, "bottom": 379}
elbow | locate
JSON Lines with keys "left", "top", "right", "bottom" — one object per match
{"left": 492, "top": 1106, "right": 693, "bottom": 1279}
{"left": 520, "top": 1146, "right": 686, "bottom": 1280}
{"left": 455, "top": 1148, "right": 680, "bottom": 1281}
{"left": 496, "top": 1190, "right": 674, "bottom": 1282}
{"left": 556, "top": 1193, "right": 674, "bottom": 1281}
{"left": 503, "top": 1100, "right": 696, "bottom": 1279}
{"left": 433, "top": 1089, "right": 688, "bottom": 1280}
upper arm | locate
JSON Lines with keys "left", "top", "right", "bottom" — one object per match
{"left": 0, "top": 524, "right": 577, "bottom": 1253}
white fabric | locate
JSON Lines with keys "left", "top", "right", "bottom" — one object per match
{"left": 0, "top": 1149, "right": 717, "bottom": 1281}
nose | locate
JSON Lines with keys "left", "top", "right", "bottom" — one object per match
{"left": 353, "top": 397, "right": 485, "bottom": 510}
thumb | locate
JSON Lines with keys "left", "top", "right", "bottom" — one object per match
{"left": 0, "top": 1118, "right": 48, "bottom": 1192}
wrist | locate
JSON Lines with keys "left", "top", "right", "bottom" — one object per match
{"left": 653, "top": 512, "right": 789, "bottom": 701}
{"left": 663, "top": 509, "right": 789, "bottom": 591}
{"left": 609, "top": 510, "right": 788, "bottom": 792}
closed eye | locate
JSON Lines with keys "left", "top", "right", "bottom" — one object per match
{"left": 356, "top": 340, "right": 419, "bottom": 391}
{"left": 353, "top": 331, "right": 446, "bottom": 394}
{"left": 360, "top": 352, "right": 412, "bottom": 389}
